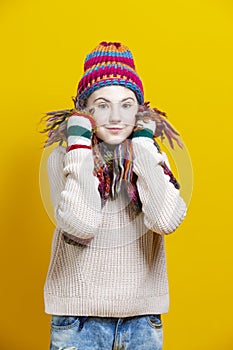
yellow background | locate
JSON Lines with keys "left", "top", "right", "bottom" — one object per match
{"left": 1, "top": 0, "right": 233, "bottom": 349}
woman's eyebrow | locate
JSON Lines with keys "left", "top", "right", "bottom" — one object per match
{"left": 93, "top": 97, "right": 110, "bottom": 103}
{"left": 121, "top": 97, "right": 136, "bottom": 102}
{"left": 93, "top": 97, "right": 136, "bottom": 103}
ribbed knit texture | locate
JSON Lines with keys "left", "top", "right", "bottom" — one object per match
{"left": 44, "top": 141, "right": 187, "bottom": 317}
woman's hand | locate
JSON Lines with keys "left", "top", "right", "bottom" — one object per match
{"left": 66, "top": 111, "right": 95, "bottom": 152}
{"left": 132, "top": 117, "right": 156, "bottom": 141}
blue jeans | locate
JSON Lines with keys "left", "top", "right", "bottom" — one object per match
{"left": 50, "top": 315, "right": 163, "bottom": 350}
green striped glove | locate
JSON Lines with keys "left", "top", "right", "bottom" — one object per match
{"left": 132, "top": 118, "right": 156, "bottom": 141}
{"left": 66, "top": 111, "right": 95, "bottom": 152}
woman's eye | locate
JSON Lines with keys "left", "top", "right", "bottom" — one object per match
{"left": 122, "top": 103, "right": 132, "bottom": 109}
{"left": 97, "top": 103, "right": 109, "bottom": 109}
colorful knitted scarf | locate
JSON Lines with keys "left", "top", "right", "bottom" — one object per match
{"left": 92, "top": 135, "right": 142, "bottom": 214}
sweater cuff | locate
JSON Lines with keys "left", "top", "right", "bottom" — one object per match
{"left": 63, "top": 147, "right": 93, "bottom": 177}
{"left": 66, "top": 144, "right": 91, "bottom": 152}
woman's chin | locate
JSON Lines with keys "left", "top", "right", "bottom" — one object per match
{"left": 96, "top": 129, "right": 133, "bottom": 145}
{"left": 99, "top": 137, "right": 125, "bottom": 146}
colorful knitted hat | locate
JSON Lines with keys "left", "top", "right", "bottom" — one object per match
{"left": 75, "top": 41, "right": 144, "bottom": 106}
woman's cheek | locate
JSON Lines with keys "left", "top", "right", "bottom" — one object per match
{"left": 95, "top": 127, "right": 106, "bottom": 141}
{"left": 95, "top": 115, "right": 108, "bottom": 127}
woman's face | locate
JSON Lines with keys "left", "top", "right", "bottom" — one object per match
{"left": 86, "top": 86, "right": 138, "bottom": 145}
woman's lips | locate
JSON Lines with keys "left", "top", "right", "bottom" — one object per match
{"left": 105, "top": 127, "right": 124, "bottom": 134}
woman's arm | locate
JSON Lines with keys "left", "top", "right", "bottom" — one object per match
{"left": 132, "top": 123, "right": 187, "bottom": 235}
{"left": 47, "top": 113, "right": 102, "bottom": 243}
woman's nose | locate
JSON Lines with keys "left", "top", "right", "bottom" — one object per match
{"left": 108, "top": 104, "right": 121, "bottom": 123}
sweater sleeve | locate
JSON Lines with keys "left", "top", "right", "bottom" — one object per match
{"left": 132, "top": 138, "right": 187, "bottom": 235}
{"left": 47, "top": 145, "right": 101, "bottom": 241}
{"left": 47, "top": 146, "right": 66, "bottom": 210}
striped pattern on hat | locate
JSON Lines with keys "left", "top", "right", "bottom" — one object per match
{"left": 76, "top": 41, "right": 144, "bottom": 105}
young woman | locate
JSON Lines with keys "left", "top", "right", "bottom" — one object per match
{"left": 41, "top": 41, "right": 187, "bottom": 350}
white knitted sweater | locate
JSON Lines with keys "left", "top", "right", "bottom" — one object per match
{"left": 44, "top": 138, "right": 187, "bottom": 317}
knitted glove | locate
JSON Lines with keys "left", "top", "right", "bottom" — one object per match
{"left": 66, "top": 111, "right": 95, "bottom": 152}
{"left": 132, "top": 117, "right": 156, "bottom": 141}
